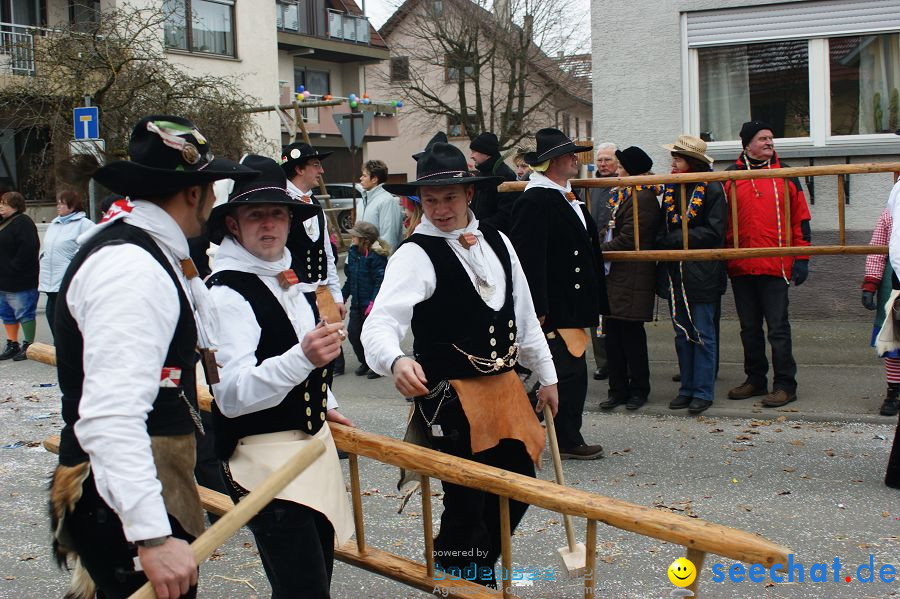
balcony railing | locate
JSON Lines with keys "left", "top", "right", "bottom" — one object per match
{"left": 0, "top": 22, "right": 36, "bottom": 76}
{"left": 276, "top": 0, "right": 370, "bottom": 44}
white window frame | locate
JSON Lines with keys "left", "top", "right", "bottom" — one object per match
{"left": 681, "top": 12, "right": 900, "bottom": 155}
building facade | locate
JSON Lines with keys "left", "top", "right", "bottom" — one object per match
{"left": 0, "top": 0, "right": 396, "bottom": 217}
{"left": 366, "top": 0, "right": 592, "bottom": 182}
{"left": 591, "top": 0, "right": 900, "bottom": 232}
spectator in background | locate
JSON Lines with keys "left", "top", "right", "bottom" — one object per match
{"left": 598, "top": 147, "right": 661, "bottom": 411}
{"left": 864, "top": 205, "right": 900, "bottom": 417}
{"left": 38, "top": 190, "right": 95, "bottom": 341}
{"left": 724, "top": 121, "right": 811, "bottom": 408}
{"left": 342, "top": 221, "right": 389, "bottom": 378}
{"left": 357, "top": 159, "right": 403, "bottom": 253}
{"left": 0, "top": 191, "right": 40, "bottom": 361}
{"left": 400, "top": 195, "right": 422, "bottom": 239}
{"left": 469, "top": 132, "right": 518, "bottom": 232}
{"left": 655, "top": 135, "right": 726, "bottom": 415}
{"left": 513, "top": 146, "right": 533, "bottom": 181}
{"left": 588, "top": 142, "right": 618, "bottom": 381}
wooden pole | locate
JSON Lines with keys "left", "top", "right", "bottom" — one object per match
{"left": 631, "top": 186, "right": 640, "bottom": 251}
{"left": 129, "top": 440, "right": 326, "bottom": 599}
{"left": 499, "top": 496, "right": 512, "bottom": 599}
{"left": 584, "top": 519, "right": 597, "bottom": 598}
{"left": 348, "top": 454, "right": 367, "bottom": 553}
{"left": 686, "top": 548, "right": 706, "bottom": 596}
{"left": 604, "top": 244, "right": 885, "bottom": 262}
{"left": 680, "top": 184, "right": 688, "bottom": 250}
{"left": 837, "top": 174, "right": 846, "bottom": 246}
{"left": 729, "top": 184, "right": 739, "bottom": 249}
{"left": 242, "top": 99, "right": 344, "bottom": 114}
{"left": 542, "top": 406, "right": 586, "bottom": 575}
{"left": 421, "top": 476, "right": 435, "bottom": 578}
{"left": 497, "top": 161, "right": 900, "bottom": 191}
{"left": 25, "top": 342, "right": 55, "bottom": 365}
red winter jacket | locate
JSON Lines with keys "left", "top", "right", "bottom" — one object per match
{"left": 724, "top": 153, "right": 811, "bottom": 278}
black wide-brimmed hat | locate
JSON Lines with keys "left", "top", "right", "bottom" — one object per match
{"left": 280, "top": 142, "right": 333, "bottom": 176}
{"left": 93, "top": 115, "right": 259, "bottom": 197}
{"left": 207, "top": 154, "right": 321, "bottom": 244}
{"left": 411, "top": 131, "right": 448, "bottom": 160}
{"left": 385, "top": 142, "right": 502, "bottom": 196}
{"left": 523, "top": 128, "right": 593, "bottom": 166}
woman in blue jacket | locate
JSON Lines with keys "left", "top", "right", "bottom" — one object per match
{"left": 38, "top": 190, "right": 94, "bottom": 340}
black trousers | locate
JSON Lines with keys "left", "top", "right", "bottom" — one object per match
{"left": 224, "top": 474, "right": 335, "bottom": 599}
{"left": 547, "top": 334, "right": 589, "bottom": 449}
{"left": 45, "top": 292, "right": 58, "bottom": 342}
{"left": 347, "top": 307, "right": 367, "bottom": 367}
{"left": 605, "top": 318, "right": 650, "bottom": 401}
{"left": 731, "top": 275, "right": 797, "bottom": 393}
{"left": 420, "top": 393, "right": 535, "bottom": 585}
{"left": 886, "top": 415, "right": 900, "bottom": 489}
{"left": 591, "top": 327, "right": 607, "bottom": 370}
{"left": 63, "top": 472, "right": 197, "bottom": 599}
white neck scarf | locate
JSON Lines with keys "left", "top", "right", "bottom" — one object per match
{"left": 78, "top": 199, "right": 220, "bottom": 347}
{"left": 213, "top": 236, "right": 316, "bottom": 295}
{"left": 413, "top": 209, "right": 495, "bottom": 293}
{"left": 525, "top": 171, "right": 573, "bottom": 198}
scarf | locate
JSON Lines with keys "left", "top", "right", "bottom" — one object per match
{"left": 213, "top": 236, "right": 313, "bottom": 295}
{"left": 77, "top": 199, "right": 220, "bottom": 347}
{"left": 53, "top": 211, "right": 85, "bottom": 225}
{"left": 525, "top": 171, "right": 573, "bottom": 198}
{"left": 413, "top": 210, "right": 494, "bottom": 292}
{"left": 607, "top": 184, "right": 665, "bottom": 215}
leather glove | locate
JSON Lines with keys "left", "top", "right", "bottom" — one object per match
{"left": 790, "top": 260, "right": 809, "bottom": 286}
{"left": 862, "top": 291, "right": 877, "bottom": 311}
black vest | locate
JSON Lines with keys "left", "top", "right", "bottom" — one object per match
{"left": 286, "top": 196, "right": 328, "bottom": 284}
{"left": 56, "top": 222, "right": 198, "bottom": 467}
{"left": 206, "top": 271, "right": 328, "bottom": 460}
{"left": 407, "top": 225, "right": 517, "bottom": 383}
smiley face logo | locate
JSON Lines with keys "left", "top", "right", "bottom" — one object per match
{"left": 667, "top": 558, "right": 697, "bottom": 587}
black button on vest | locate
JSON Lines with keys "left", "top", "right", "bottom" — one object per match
{"left": 55, "top": 222, "right": 198, "bottom": 467}
{"left": 407, "top": 225, "right": 517, "bottom": 384}
{"left": 206, "top": 270, "right": 328, "bottom": 460}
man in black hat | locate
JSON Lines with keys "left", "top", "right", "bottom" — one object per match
{"left": 723, "top": 121, "right": 811, "bottom": 408}
{"left": 469, "top": 131, "right": 518, "bottom": 232}
{"left": 362, "top": 141, "right": 558, "bottom": 584}
{"left": 205, "top": 155, "right": 354, "bottom": 598}
{"left": 280, "top": 142, "right": 345, "bottom": 325}
{"left": 50, "top": 115, "right": 258, "bottom": 598}
{"left": 510, "top": 127, "right": 608, "bottom": 460}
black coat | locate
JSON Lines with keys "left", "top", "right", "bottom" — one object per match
{"left": 472, "top": 155, "right": 518, "bottom": 233}
{"left": 0, "top": 211, "right": 39, "bottom": 292}
{"left": 510, "top": 186, "right": 609, "bottom": 331}
{"left": 655, "top": 181, "right": 727, "bottom": 304}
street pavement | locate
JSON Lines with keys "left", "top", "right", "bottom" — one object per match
{"left": 0, "top": 314, "right": 897, "bottom": 598}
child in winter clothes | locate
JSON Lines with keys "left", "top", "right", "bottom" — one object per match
{"left": 862, "top": 206, "right": 900, "bottom": 416}
{"left": 342, "top": 221, "right": 389, "bottom": 378}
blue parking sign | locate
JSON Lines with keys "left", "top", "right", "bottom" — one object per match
{"left": 73, "top": 107, "right": 100, "bottom": 140}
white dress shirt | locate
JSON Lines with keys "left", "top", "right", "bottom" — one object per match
{"left": 361, "top": 219, "right": 557, "bottom": 386}
{"left": 209, "top": 238, "right": 338, "bottom": 419}
{"left": 286, "top": 179, "right": 343, "bottom": 303}
{"left": 67, "top": 211, "right": 190, "bottom": 542}
{"left": 887, "top": 179, "right": 900, "bottom": 275}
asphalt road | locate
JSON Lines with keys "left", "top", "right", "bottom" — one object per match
{"left": 0, "top": 314, "right": 897, "bottom": 598}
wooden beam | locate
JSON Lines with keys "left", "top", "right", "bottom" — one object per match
{"left": 605, "top": 244, "right": 885, "bottom": 262}
{"left": 680, "top": 184, "right": 688, "bottom": 250}
{"left": 837, "top": 174, "right": 846, "bottom": 246}
{"left": 421, "top": 476, "right": 435, "bottom": 578}
{"left": 499, "top": 496, "right": 512, "bottom": 599}
{"left": 729, "top": 184, "right": 739, "bottom": 249}
{"left": 686, "top": 548, "right": 706, "bottom": 596}
{"left": 497, "top": 161, "right": 900, "bottom": 192}
{"left": 349, "top": 454, "right": 367, "bottom": 553}
{"left": 584, "top": 519, "right": 597, "bottom": 599}
{"left": 631, "top": 186, "right": 640, "bottom": 251}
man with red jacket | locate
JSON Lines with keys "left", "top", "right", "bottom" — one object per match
{"left": 724, "top": 121, "right": 811, "bottom": 408}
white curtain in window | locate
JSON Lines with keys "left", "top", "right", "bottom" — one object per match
{"left": 858, "top": 34, "right": 900, "bottom": 134}
{"left": 191, "top": 0, "right": 234, "bottom": 56}
{"left": 699, "top": 46, "right": 751, "bottom": 142}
